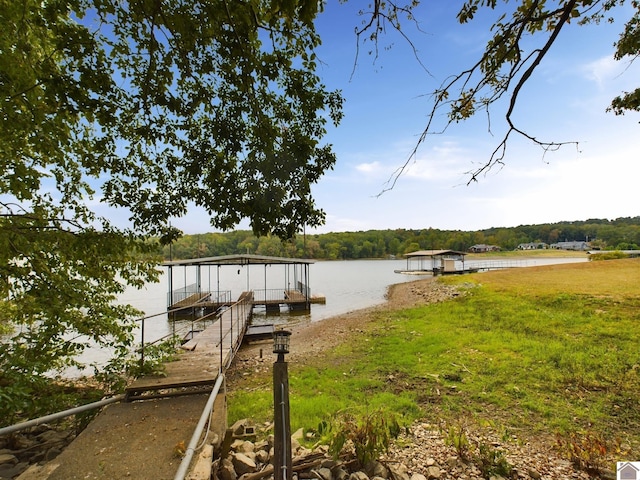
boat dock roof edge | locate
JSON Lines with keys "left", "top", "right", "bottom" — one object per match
{"left": 162, "top": 254, "right": 315, "bottom": 267}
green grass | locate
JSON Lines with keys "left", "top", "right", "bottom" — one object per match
{"left": 228, "top": 258, "right": 640, "bottom": 458}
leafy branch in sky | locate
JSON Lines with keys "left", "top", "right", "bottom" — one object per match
{"left": 0, "top": 0, "right": 342, "bottom": 423}
{"left": 355, "top": 1, "right": 639, "bottom": 192}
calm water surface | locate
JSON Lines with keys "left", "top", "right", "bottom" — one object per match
{"left": 121, "top": 256, "right": 588, "bottom": 344}
{"left": 73, "top": 256, "right": 587, "bottom": 372}
{"left": 120, "top": 259, "right": 418, "bottom": 343}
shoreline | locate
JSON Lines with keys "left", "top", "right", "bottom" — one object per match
{"left": 230, "top": 276, "right": 459, "bottom": 368}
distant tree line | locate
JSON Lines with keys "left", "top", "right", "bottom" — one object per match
{"left": 162, "top": 217, "right": 640, "bottom": 260}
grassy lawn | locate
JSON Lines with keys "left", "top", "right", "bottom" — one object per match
{"left": 228, "top": 257, "right": 640, "bottom": 459}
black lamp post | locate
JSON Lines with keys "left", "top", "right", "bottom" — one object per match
{"left": 273, "top": 330, "right": 292, "bottom": 480}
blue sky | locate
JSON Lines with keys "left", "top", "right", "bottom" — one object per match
{"left": 173, "top": 2, "right": 640, "bottom": 234}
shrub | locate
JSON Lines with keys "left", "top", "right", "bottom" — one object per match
{"left": 322, "top": 408, "right": 401, "bottom": 468}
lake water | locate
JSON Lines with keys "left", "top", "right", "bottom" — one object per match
{"left": 119, "top": 259, "right": 420, "bottom": 345}
{"left": 120, "top": 256, "right": 589, "bottom": 346}
{"left": 70, "top": 256, "right": 589, "bottom": 373}
{"left": 66, "top": 255, "right": 587, "bottom": 376}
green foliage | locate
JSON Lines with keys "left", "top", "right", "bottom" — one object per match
{"left": 588, "top": 250, "right": 631, "bottom": 261}
{"left": 164, "top": 217, "right": 640, "bottom": 260}
{"left": 474, "top": 442, "right": 513, "bottom": 479}
{"left": 94, "top": 336, "right": 182, "bottom": 394}
{"left": 0, "top": 373, "right": 105, "bottom": 427}
{"left": 555, "top": 431, "right": 612, "bottom": 475}
{"left": 444, "top": 424, "right": 471, "bottom": 460}
{"left": 323, "top": 409, "right": 401, "bottom": 467}
{"left": 1, "top": 0, "right": 342, "bottom": 424}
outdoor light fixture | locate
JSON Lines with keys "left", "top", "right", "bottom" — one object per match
{"left": 273, "top": 329, "right": 291, "bottom": 356}
{"left": 272, "top": 328, "right": 292, "bottom": 480}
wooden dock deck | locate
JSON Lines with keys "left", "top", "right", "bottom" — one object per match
{"left": 125, "top": 292, "right": 253, "bottom": 400}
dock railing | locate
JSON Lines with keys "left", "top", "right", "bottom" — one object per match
{"left": 253, "top": 288, "right": 289, "bottom": 303}
{"left": 252, "top": 286, "right": 309, "bottom": 304}
{"left": 297, "top": 280, "right": 310, "bottom": 298}
{"left": 168, "top": 285, "right": 233, "bottom": 309}
{"left": 216, "top": 291, "right": 253, "bottom": 371}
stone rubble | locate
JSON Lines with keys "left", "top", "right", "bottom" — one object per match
{"left": 213, "top": 421, "right": 616, "bottom": 480}
{"left": 0, "top": 425, "right": 74, "bottom": 480}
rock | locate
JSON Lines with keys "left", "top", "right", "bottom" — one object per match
{"left": 14, "top": 462, "right": 60, "bottom": 480}
{"left": 425, "top": 466, "right": 441, "bottom": 479}
{"left": 231, "top": 439, "right": 246, "bottom": 450}
{"left": 388, "top": 464, "right": 410, "bottom": 480}
{"left": 349, "top": 472, "right": 369, "bottom": 480}
{"left": 313, "top": 467, "right": 333, "bottom": 480}
{"left": 527, "top": 468, "right": 541, "bottom": 479}
{"left": 44, "top": 446, "right": 62, "bottom": 461}
{"left": 332, "top": 465, "right": 349, "bottom": 480}
{"left": 296, "top": 446, "right": 313, "bottom": 457}
{"left": 320, "top": 458, "right": 338, "bottom": 469}
{"left": 0, "top": 462, "right": 28, "bottom": 479}
{"left": 230, "top": 419, "right": 256, "bottom": 439}
{"left": 255, "top": 440, "right": 270, "bottom": 452}
{"left": 291, "top": 437, "right": 302, "bottom": 453}
{"left": 255, "top": 449, "right": 270, "bottom": 464}
{"left": 410, "top": 474, "right": 427, "bottom": 480}
{"left": 218, "top": 458, "right": 237, "bottom": 480}
{"left": 236, "top": 441, "right": 255, "bottom": 454}
{"left": 187, "top": 444, "right": 213, "bottom": 480}
{"left": 36, "top": 429, "right": 70, "bottom": 444}
{"left": 292, "top": 428, "right": 305, "bottom": 441}
{"left": 369, "top": 461, "right": 388, "bottom": 479}
{"left": 315, "top": 444, "right": 329, "bottom": 454}
{"left": 0, "top": 454, "right": 17, "bottom": 466}
{"left": 232, "top": 452, "right": 257, "bottom": 475}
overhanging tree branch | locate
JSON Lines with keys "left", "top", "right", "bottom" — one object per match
{"left": 375, "top": 0, "right": 611, "bottom": 195}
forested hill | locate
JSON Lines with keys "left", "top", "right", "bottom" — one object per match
{"left": 162, "top": 217, "right": 640, "bottom": 261}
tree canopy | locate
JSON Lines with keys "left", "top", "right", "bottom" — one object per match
{"left": 1, "top": 0, "right": 341, "bottom": 423}
{"left": 2, "top": 0, "right": 639, "bottom": 423}
{"left": 163, "top": 217, "right": 640, "bottom": 260}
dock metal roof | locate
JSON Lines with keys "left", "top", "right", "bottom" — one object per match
{"left": 162, "top": 254, "right": 315, "bottom": 267}
{"left": 404, "top": 250, "right": 467, "bottom": 257}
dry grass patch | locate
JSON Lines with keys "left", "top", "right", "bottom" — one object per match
{"left": 468, "top": 257, "right": 639, "bottom": 300}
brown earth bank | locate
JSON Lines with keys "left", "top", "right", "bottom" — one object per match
{"left": 0, "top": 278, "right": 617, "bottom": 479}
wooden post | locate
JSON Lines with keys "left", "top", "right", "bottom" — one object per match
{"left": 273, "top": 356, "right": 292, "bottom": 480}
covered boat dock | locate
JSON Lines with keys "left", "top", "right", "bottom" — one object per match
{"left": 163, "top": 254, "right": 320, "bottom": 314}
{"left": 396, "top": 249, "right": 475, "bottom": 275}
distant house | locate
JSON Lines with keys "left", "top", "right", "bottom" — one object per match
{"left": 550, "top": 241, "right": 590, "bottom": 251}
{"left": 517, "top": 242, "right": 548, "bottom": 250}
{"left": 468, "top": 244, "right": 500, "bottom": 253}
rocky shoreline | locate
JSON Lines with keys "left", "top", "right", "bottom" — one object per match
{"left": 214, "top": 418, "right": 614, "bottom": 480}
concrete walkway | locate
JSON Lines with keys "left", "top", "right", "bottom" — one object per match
{"left": 29, "top": 393, "right": 225, "bottom": 480}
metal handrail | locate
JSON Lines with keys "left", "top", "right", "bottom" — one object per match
{"left": 0, "top": 394, "right": 126, "bottom": 437}
{"left": 173, "top": 374, "right": 225, "bottom": 480}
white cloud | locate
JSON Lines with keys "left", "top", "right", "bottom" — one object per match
{"left": 582, "top": 55, "right": 622, "bottom": 89}
{"left": 355, "top": 161, "right": 385, "bottom": 175}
